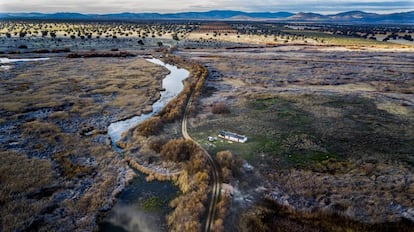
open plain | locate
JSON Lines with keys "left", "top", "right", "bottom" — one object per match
{"left": 180, "top": 46, "right": 414, "bottom": 231}
{"left": 0, "top": 20, "right": 414, "bottom": 231}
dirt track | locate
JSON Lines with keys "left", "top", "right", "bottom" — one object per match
{"left": 183, "top": 93, "right": 221, "bottom": 232}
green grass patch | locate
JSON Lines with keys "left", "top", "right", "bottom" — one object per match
{"left": 191, "top": 93, "right": 414, "bottom": 169}
{"left": 253, "top": 96, "right": 312, "bottom": 127}
{"left": 139, "top": 196, "right": 165, "bottom": 212}
{"left": 287, "top": 151, "right": 337, "bottom": 166}
{"left": 256, "top": 135, "right": 284, "bottom": 155}
{"left": 191, "top": 96, "right": 314, "bottom": 164}
{"left": 192, "top": 131, "right": 258, "bottom": 162}
{"left": 138, "top": 194, "right": 175, "bottom": 212}
{"left": 253, "top": 97, "right": 290, "bottom": 110}
{"left": 321, "top": 96, "right": 371, "bottom": 108}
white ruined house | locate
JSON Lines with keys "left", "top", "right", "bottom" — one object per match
{"left": 218, "top": 131, "right": 247, "bottom": 143}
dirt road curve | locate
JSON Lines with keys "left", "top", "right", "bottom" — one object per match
{"left": 182, "top": 96, "right": 221, "bottom": 232}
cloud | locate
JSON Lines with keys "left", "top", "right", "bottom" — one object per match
{"left": 0, "top": 0, "right": 413, "bottom": 13}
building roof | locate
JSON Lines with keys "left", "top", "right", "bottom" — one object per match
{"left": 219, "top": 131, "right": 246, "bottom": 140}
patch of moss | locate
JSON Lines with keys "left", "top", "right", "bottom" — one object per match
{"left": 140, "top": 196, "right": 163, "bottom": 212}
{"left": 253, "top": 96, "right": 290, "bottom": 110}
{"left": 256, "top": 135, "right": 283, "bottom": 155}
{"left": 287, "top": 151, "right": 337, "bottom": 166}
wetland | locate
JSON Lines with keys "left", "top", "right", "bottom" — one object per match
{"left": 1, "top": 20, "right": 413, "bottom": 231}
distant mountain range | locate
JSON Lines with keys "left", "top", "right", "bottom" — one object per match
{"left": 0, "top": 10, "right": 413, "bottom": 24}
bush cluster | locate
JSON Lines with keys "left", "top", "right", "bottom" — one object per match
{"left": 135, "top": 117, "right": 164, "bottom": 137}
{"left": 216, "top": 150, "right": 243, "bottom": 183}
{"left": 160, "top": 139, "right": 197, "bottom": 162}
{"left": 165, "top": 143, "right": 211, "bottom": 231}
{"left": 211, "top": 102, "right": 231, "bottom": 114}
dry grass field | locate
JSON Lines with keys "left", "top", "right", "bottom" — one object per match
{"left": 0, "top": 57, "right": 169, "bottom": 231}
{"left": 186, "top": 22, "right": 413, "bottom": 50}
{"left": 182, "top": 46, "right": 414, "bottom": 231}
{"left": 1, "top": 58, "right": 168, "bottom": 118}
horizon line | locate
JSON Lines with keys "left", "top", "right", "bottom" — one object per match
{"left": 1, "top": 9, "right": 413, "bottom": 15}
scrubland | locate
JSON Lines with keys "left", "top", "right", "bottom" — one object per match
{"left": 185, "top": 22, "right": 413, "bottom": 50}
{"left": 0, "top": 21, "right": 194, "bottom": 52}
{"left": 2, "top": 21, "right": 412, "bottom": 56}
{"left": 182, "top": 47, "right": 414, "bottom": 231}
{"left": 0, "top": 21, "right": 193, "bottom": 40}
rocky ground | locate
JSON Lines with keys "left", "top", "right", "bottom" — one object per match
{"left": 180, "top": 46, "right": 414, "bottom": 231}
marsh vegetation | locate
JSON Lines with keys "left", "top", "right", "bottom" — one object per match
{"left": 1, "top": 19, "right": 413, "bottom": 232}
{"left": 0, "top": 57, "right": 169, "bottom": 231}
{"left": 184, "top": 47, "right": 414, "bottom": 231}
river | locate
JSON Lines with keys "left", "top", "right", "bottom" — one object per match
{"left": 101, "top": 58, "right": 189, "bottom": 232}
{"left": 107, "top": 58, "right": 189, "bottom": 146}
{"left": 0, "top": 57, "right": 50, "bottom": 70}
{"left": 1, "top": 56, "right": 187, "bottom": 231}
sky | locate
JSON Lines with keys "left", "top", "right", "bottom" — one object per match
{"left": 0, "top": 0, "right": 413, "bottom": 14}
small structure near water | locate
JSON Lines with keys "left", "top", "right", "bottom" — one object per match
{"left": 218, "top": 131, "right": 248, "bottom": 143}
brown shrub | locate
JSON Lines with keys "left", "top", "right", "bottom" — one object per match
{"left": 157, "top": 56, "right": 209, "bottom": 122}
{"left": 168, "top": 168, "right": 209, "bottom": 231}
{"left": 216, "top": 150, "right": 243, "bottom": 179}
{"left": 49, "top": 111, "right": 69, "bottom": 119}
{"left": 187, "top": 150, "right": 208, "bottom": 174}
{"left": 214, "top": 193, "right": 232, "bottom": 231}
{"left": 148, "top": 136, "right": 168, "bottom": 153}
{"left": 160, "top": 139, "right": 197, "bottom": 162}
{"left": 221, "top": 167, "right": 232, "bottom": 183}
{"left": 216, "top": 150, "right": 233, "bottom": 168}
{"left": 158, "top": 89, "right": 188, "bottom": 123}
{"left": 135, "top": 116, "right": 164, "bottom": 137}
{"left": 212, "top": 102, "right": 230, "bottom": 114}
{"left": 213, "top": 219, "right": 224, "bottom": 232}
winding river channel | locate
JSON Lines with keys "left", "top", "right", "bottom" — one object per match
{"left": 102, "top": 58, "right": 189, "bottom": 232}
{"left": 107, "top": 58, "right": 189, "bottom": 146}
{"left": 1, "top": 56, "right": 188, "bottom": 231}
